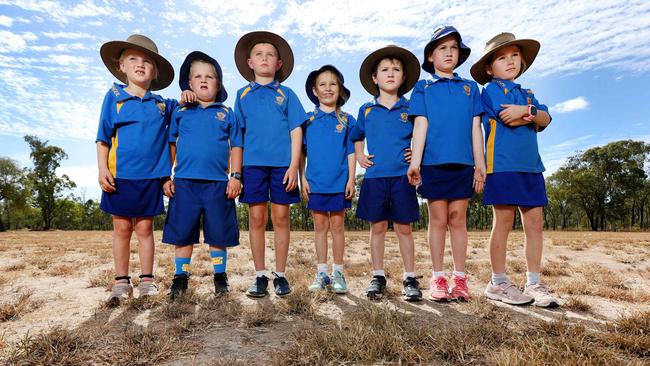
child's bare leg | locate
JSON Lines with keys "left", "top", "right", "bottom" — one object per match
{"left": 447, "top": 199, "right": 469, "bottom": 273}
{"left": 133, "top": 217, "right": 155, "bottom": 281}
{"left": 427, "top": 200, "right": 448, "bottom": 273}
{"left": 248, "top": 203, "right": 268, "bottom": 272}
{"left": 175, "top": 245, "right": 193, "bottom": 260}
{"left": 112, "top": 215, "right": 133, "bottom": 283}
{"left": 271, "top": 203, "right": 290, "bottom": 273}
{"left": 394, "top": 222, "right": 415, "bottom": 274}
{"left": 330, "top": 211, "right": 346, "bottom": 266}
{"left": 312, "top": 211, "right": 330, "bottom": 266}
{"left": 370, "top": 220, "right": 388, "bottom": 271}
{"left": 488, "top": 205, "right": 516, "bottom": 274}
{"left": 520, "top": 207, "right": 544, "bottom": 273}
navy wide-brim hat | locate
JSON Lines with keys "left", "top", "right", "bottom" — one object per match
{"left": 422, "top": 26, "right": 471, "bottom": 73}
{"left": 179, "top": 51, "right": 227, "bottom": 103}
{"left": 305, "top": 64, "right": 350, "bottom": 107}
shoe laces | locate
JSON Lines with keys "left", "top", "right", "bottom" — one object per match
{"left": 452, "top": 276, "right": 468, "bottom": 290}
{"left": 404, "top": 276, "right": 421, "bottom": 288}
{"left": 433, "top": 276, "right": 448, "bottom": 289}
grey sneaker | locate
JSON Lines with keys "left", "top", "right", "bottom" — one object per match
{"left": 331, "top": 271, "right": 348, "bottom": 294}
{"left": 484, "top": 280, "right": 534, "bottom": 305}
{"left": 137, "top": 281, "right": 159, "bottom": 297}
{"left": 108, "top": 282, "right": 133, "bottom": 306}
{"left": 524, "top": 283, "right": 560, "bottom": 308}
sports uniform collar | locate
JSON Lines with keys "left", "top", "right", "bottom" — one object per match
{"left": 312, "top": 107, "right": 339, "bottom": 120}
{"left": 429, "top": 72, "right": 463, "bottom": 83}
{"left": 249, "top": 80, "right": 281, "bottom": 90}
{"left": 492, "top": 78, "right": 520, "bottom": 90}
{"left": 370, "top": 95, "right": 408, "bottom": 110}
{"left": 113, "top": 83, "right": 163, "bottom": 103}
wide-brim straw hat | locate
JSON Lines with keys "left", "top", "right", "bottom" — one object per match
{"left": 179, "top": 51, "right": 228, "bottom": 103}
{"left": 100, "top": 34, "right": 174, "bottom": 91}
{"left": 359, "top": 45, "right": 420, "bottom": 96}
{"left": 470, "top": 32, "right": 540, "bottom": 85}
{"left": 422, "top": 25, "right": 471, "bottom": 73}
{"left": 234, "top": 31, "right": 294, "bottom": 82}
{"left": 305, "top": 64, "right": 351, "bottom": 107}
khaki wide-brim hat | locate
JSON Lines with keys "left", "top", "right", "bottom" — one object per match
{"left": 234, "top": 31, "right": 294, "bottom": 82}
{"left": 470, "top": 32, "right": 540, "bottom": 85}
{"left": 359, "top": 45, "right": 420, "bottom": 97}
{"left": 100, "top": 34, "right": 174, "bottom": 91}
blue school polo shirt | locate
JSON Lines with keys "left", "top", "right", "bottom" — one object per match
{"left": 348, "top": 97, "right": 412, "bottom": 178}
{"left": 409, "top": 73, "right": 483, "bottom": 166}
{"left": 303, "top": 108, "right": 356, "bottom": 193}
{"left": 234, "top": 80, "right": 307, "bottom": 167}
{"left": 481, "top": 78, "right": 551, "bottom": 174}
{"left": 96, "top": 83, "right": 177, "bottom": 179}
{"left": 169, "top": 103, "right": 243, "bottom": 181}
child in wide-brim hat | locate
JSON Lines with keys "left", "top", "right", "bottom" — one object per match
{"left": 471, "top": 32, "right": 557, "bottom": 308}
{"left": 96, "top": 34, "right": 177, "bottom": 305}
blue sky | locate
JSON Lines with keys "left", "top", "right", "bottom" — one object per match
{"left": 1, "top": 0, "right": 649, "bottom": 200}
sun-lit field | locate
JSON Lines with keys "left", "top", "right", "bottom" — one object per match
{"left": 0, "top": 230, "right": 649, "bottom": 365}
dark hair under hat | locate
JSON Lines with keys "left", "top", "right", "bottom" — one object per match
{"left": 305, "top": 64, "right": 350, "bottom": 107}
{"left": 422, "top": 26, "right": 471, "bottom": 74}
{"left": 179, "top": 51, "right": 227, "bottom": 103}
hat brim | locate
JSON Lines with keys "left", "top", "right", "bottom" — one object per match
{"left": 359, "top": 46, "right": 420, "bottom": 96}
{"left": 421, "top": 31, "right": 471, "bottom": 73}
{"left": 179, "top": 51, "right": 228, "bottom": 103}
{"left": 234, "top": 31, "right": 294, "bottom": 82}
{"left": 100, "top": 40, "right": 174, "bottom": 91}
{"left": 470, "top": 39, "right": 540, "bottom": 85}
{"left": 305, "top": 65, "right": 350, "bottom": 107}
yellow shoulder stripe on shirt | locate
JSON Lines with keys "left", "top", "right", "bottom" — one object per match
{"left": 240, "top": 86, "right": 251, "bottom": 99}
{"left": 276, "top": 88, "right": 285, "bottom": 98}
{"left": 364, "top": 106, "right": 372, "bottom": 117}
{"left": 116, "top": 101, "right": 124, "bottom": 114}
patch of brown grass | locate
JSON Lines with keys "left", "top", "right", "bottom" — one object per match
{"left": 6, "top": 327, "right": 96, "bottom": 365}
{"left": 241, "top": 302, "right": 278, "bottom": 328}
{"left": 0, "top": 290, "right": 33, "bottom": 322}
{"left": 6, "top": 262, "right": 25, "bottom": 271}
{"left": 47, "top": 264, "right": 75, "bottom": 277}
{"left": 564, "top": 297, "right": 593, "bottom": 313}
{"left": 542, "top": 260, "right": 570, "bottom": 277}
{"left": 88, "top": 269, "right": 113, "bottom": 290}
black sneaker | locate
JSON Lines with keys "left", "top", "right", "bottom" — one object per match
{"left": 169, "top": 274, "right": 189, "bottom": 300}
{"left": 272, "top": 273, "right": 292, "bottom": 297}
{"left": 366, "top": 275, "right": 387, "bottom": 300}
{"left": 214, "top": 272, "right": 229, "bottom": 295}
{"left": 246, "top": 275, "right": 269, "bottom": 298}
{"left": 402, "top": 276, "right": 423, "bottom": 302}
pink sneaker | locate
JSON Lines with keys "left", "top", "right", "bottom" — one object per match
{"left": 449, "top": 275, "right": 471, "bottom": 301}
{"left": 429, "top": 276, "right": 451, "bottom": 301}
{"left": 484, "top": 280, "right": 533, "bottom": 305}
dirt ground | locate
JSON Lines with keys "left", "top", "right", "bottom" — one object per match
{"left": 0, "top": 230, "right": 649, "bottom": 365}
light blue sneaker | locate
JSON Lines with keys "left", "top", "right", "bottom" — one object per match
{"left": 309, "top": 272, "right": 331, "bottom": 291}
{"left": 331, "top": 271, "right": 348, "bottom": 294}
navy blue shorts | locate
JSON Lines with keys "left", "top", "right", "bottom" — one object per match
{"left": 483, "top": 172, "right": 547, "bottom": 207}
{"left": 418, "top": 164, "right": 474, "bottom": 200}
{"left": 239, "top": 166, "right": 301, "bottom": 205}
{"left": 162, "top": 179, "right": 240, "bottom": 246}
{"left": 100, "top": 178, "right": 164, "bottom": 217}
{"left": 356, "top": 176, "right": 419, "bottom": 223}
{"left": 307, "top": 193, "right": 351, "bottom": 212}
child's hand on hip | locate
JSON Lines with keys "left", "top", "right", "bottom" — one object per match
{"left": 357, "top": 153, "right": 374, "bottom": 168}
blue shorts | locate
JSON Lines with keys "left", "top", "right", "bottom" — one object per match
{"left": 483, "top": 172, "right": 547, "bottom": 207}
{"left": 239, "top": 166, "right": 301, "bottom": 205}
{"left": 418, "top": 164, "right": 474, "bottom": 200}
{"left": 162, "top": 179, "right": 240, "bottom": 246}
{"left": 100, "top": 178, "right": 164, "bottom": 217}
{"left": 356, "top": 176, "right": 419, "bottom": 223}
{"left": 307, "top": 193, "right": 351, "bottom": 212}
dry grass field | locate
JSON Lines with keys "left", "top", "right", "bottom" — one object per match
{"left": 0, "top": 230, "right": 649, "bottom": 365}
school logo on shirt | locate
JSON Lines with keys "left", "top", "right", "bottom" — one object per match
{"left": 527, "top": 97, "right": 532, "bottom": 104}
{"left": 216, "top": 111, "right": 226, "bottom": 121}
{"left": 464, "top": 84, "right": 471, "bottom": 96}
{"left": 335, "top": 123, "right": 345, "bottom": 133}
{"left": 275, "top": 95, "right": 284, "bottom": 105}
{"left": 496, "top": 80, "right": 505, "bottom": 88}
{"left": 400, "top": 112, "right": 408, "bottom": 123}
{"left": 111, "top": 85, "right": 120, "bottom": 96}
{"left": 156, "top": 102, "right": 166, "bottom": 116}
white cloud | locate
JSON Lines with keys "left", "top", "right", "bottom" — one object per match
{"left": 551, "top": 96, "right": 590, "bottom": 113}
{"left": 42, "top": 31, "right": 94, "bottom": 39}
{"left": 0, "top": 15, "right": 13, "bottom": 27}
{"left": 0, "top": 30, "right": 37, "bottom": 52}
{"left": 58, "top": 164, "right": 98, "bottom": 188}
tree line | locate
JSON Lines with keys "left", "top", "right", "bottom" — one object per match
{"left": 1, "top": 136, "right": 648, "bottom": 232}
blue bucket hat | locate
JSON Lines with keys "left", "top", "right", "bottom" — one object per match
{"left": 305, "top": 64, "right": 350, "bottom": 107}
{"left": 422, "top": 26, "right": 471, "bottom": 73}
{"left": 179, "top": 51, "right": 227, "bottom": 103}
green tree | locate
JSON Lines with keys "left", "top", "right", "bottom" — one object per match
{"left": 0, "top": 157, "right": 28, "bottom": 231}
{"left": 24, "top": 135, "right": 76, "bottom": 230}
